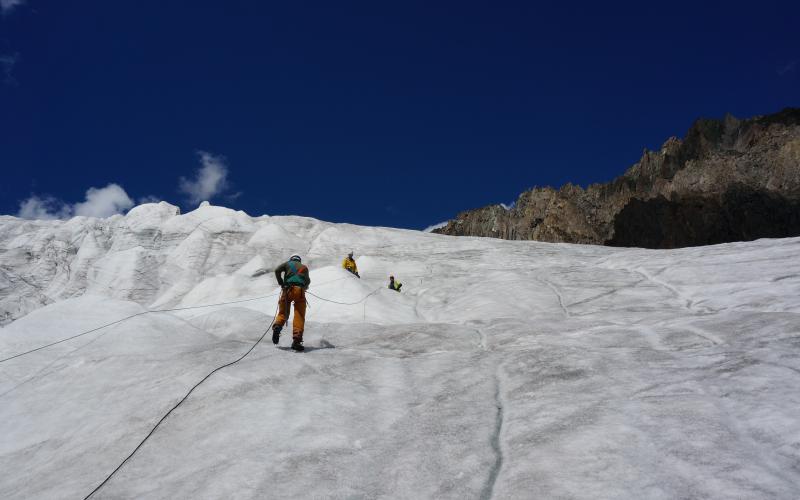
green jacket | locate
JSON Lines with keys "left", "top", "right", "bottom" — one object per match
{"left": 275, "top": 260, "right": 311, "bottom": 289}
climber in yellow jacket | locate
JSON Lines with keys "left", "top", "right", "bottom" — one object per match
{"left": 342, "top": 251, "right": 360, "bottom": 278}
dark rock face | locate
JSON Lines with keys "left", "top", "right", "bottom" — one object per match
{"left": 434, "top": 108, "right": 800, "bottom": 248}
{"left": 608, "top": 186, "right": 800, "bottom": 248}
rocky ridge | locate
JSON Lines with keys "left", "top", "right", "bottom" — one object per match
{"left": 434, "top": 108, "right": 800, "bottom": 247}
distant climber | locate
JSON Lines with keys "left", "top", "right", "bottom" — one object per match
{"left": 273, "top": 255, "right": 311, "bottom": 352}
{"left": 343, "top": 251, "right": 360, "bottom": 278}
{"left": 388, "top": 275, "right": 402, "bottom": 292}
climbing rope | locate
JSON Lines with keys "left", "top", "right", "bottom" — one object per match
{"left": 81, "top": 286, "right": 385, "bottom": 496}
{"left": 306, "top": 286, "right": 382, "bottom": 323}
{"left": 1, "top": 272, "right": 387, "bottom": 496}
{"left": 2, "top": 247, "right": 404, "bottom": 495}
{"left": 306, "top": 286, "right": 383, "bottom": 323}
{"left": 82, "top": 301, "right": 281, "bottom": 499}
{"left": 0, "top": 292, "right": 280, "bottom": 364}
{"left": 305, "top": 287, "right": 381, "bottom": 306}
{"left": 0, "top": 276, "right": 359, "bottom": 364}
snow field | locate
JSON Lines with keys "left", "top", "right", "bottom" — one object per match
{"left": 1, "top": 203, "right": 800, "bottom": 498}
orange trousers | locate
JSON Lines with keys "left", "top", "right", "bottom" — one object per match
{"left": 274, "top": 286, "right": 306, "bottom": 340}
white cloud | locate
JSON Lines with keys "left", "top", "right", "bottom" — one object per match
{"left": 0, "top": 0, "right": 25, "bottom": 15}
{"left": 423, "top": 221, "right": 448, "bottom": 232}
{"left": 73, "top": 184, "right": 134, "bottom": 217}
{"left": 0, "top": 53, "right": 18, "bottom": 84}
{"left": 179, "top": 151, "right": 230, "bottom": 205}
{"left": 777, "top": 60, "right": 797, "bottom": 76}
{"left": 17, "top": 196, "right": 71, "bottom": 220}
{"left": 17, "top": 183, "right": 134, "bottom": 220}
{"left": 138, "top": 195, "right": 162, "bottom": 205}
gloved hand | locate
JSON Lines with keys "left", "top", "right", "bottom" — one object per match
{"left": 281, "top": 284, "right": 289, "bottom": 290}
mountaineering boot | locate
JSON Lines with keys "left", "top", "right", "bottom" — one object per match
{"left": 272, "top": 325, "right": 282, "bottom": 345}
{"left": 291, "top": 339, "right": 305, "bottom": 352}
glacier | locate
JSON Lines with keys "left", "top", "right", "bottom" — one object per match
{"left": 1, "top": 201, "right": 800, "bottom": 499}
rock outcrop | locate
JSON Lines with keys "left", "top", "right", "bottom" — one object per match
{"left": 434, "top": 108, "right": 800, "bottom": 248}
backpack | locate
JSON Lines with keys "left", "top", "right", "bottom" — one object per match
{"left": 285, "top": 261, "right": 309, "bottom": 287}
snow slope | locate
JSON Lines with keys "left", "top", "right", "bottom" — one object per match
{"left": 1, "top": 202, "right": 800, "bottom": 499}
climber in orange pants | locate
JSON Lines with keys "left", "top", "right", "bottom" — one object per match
{"left": 273, "top": 254, "right": 311, "bottom": 351}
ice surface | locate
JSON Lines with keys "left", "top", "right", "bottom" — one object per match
{"left": 1, "top": 203, "right": 800, "bottom": 499}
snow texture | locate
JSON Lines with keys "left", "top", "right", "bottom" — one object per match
{"left": 1, "top": 201, "right": 800, "bottom": 499}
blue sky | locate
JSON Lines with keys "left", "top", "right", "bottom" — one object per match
{"left": 1, "top": 1, "right": 798, "bottom": 228}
